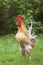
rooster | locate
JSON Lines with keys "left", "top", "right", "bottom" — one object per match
{"left": 15, "top": 16, "right": 36, "bottom": 59}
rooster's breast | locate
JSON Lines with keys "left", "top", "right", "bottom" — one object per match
{"left": 16, "top": 33, "right": 26, "bottom": 40}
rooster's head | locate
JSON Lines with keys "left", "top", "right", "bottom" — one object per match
{"left": 17, "top": 16, "right": 24, "bottom": 27}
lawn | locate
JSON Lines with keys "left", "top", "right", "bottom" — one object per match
{"left": 0, "top": 34, "right": 43, "bottom": 65}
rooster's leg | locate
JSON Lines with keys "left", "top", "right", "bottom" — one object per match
{"left": 27, "top": 51, "right": 32, "bottom": 60}
{"left": 29, "top": 54, "right": 32, "bottom": 60}
{"left": 20, "top": 43, "right": 25, "bottom": 56}
{"left": 21, "top": 49, "right": 25, "bottom": 56}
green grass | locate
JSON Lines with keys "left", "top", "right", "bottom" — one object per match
{"left": 0, "top": 34, "right": 43, "bottom": 65}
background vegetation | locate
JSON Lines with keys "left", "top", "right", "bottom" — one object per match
{"left": 0, "top": 0, "right": 43, "bottom": 35}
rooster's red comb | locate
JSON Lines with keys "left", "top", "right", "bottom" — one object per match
{"left": 17, "top": 16, "right": 24, "bottom": 21}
